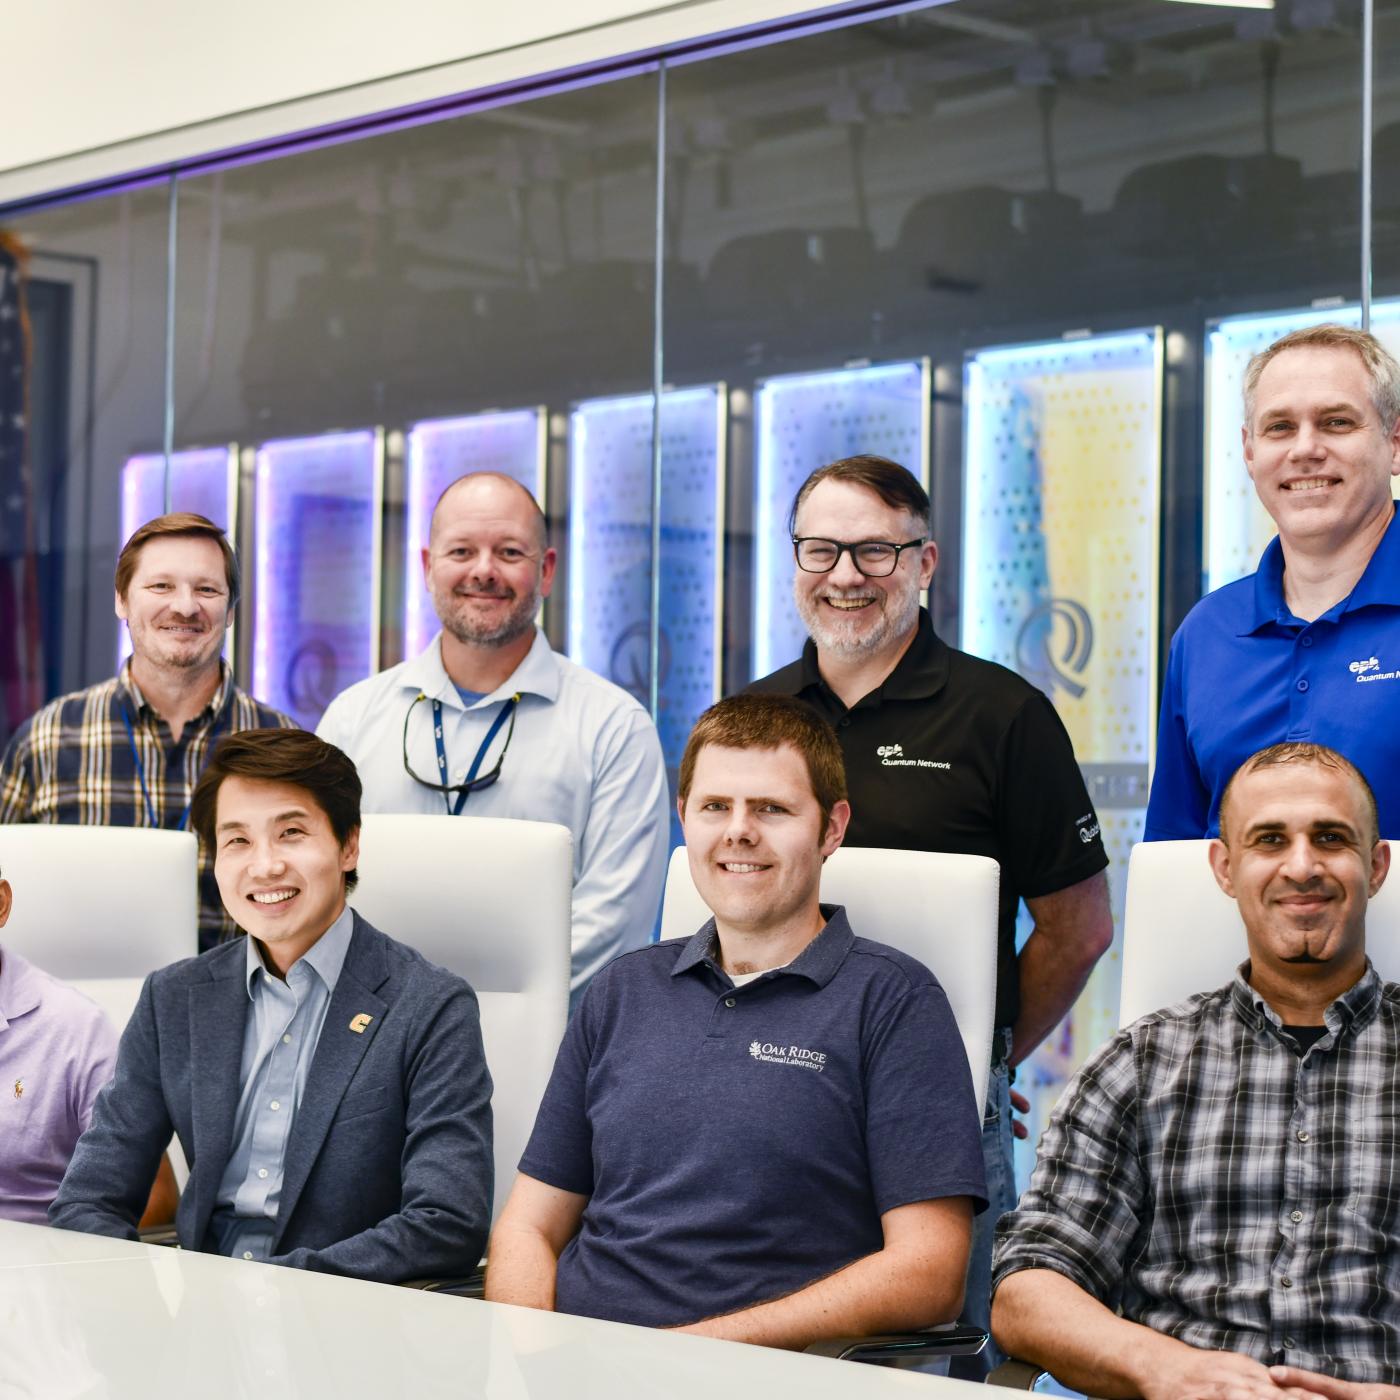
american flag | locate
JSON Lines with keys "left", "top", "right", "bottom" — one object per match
{"left": 0, "top": 232, "right": 43, "bottom": 746}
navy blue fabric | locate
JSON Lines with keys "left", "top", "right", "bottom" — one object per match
{"left": 1147, "top": 503, "right": 1400, "bottom": 841}
{"left": 518, "top": 905, "right": 987, "bottom": 1329}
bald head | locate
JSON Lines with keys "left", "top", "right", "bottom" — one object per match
{"left": 429, "top": 473, "right": 547, "bottom": 553}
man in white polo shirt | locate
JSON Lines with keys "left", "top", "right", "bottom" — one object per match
{"left": 317, "top": 472, "right": 669, "bottom": 999}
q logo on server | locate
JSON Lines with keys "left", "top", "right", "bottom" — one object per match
{"left": 1015, "top": 598, "right": 1094, "bottom": 701}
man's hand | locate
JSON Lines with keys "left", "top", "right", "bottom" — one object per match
{"left": 1010, "top": 1087, "right": 1031, "bottom": 1140}
{"left": 1140, "top": 1353, "right": 1341, "bottom": 1400}
{"left": 1270, "top": 1366, "right": 1400, "bottom": 1399}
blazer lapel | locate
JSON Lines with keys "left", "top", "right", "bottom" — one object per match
{"left": 274, "top": 917, "right": 389, "bottom": 1240}
{"left": 188, "top": 967, "right": 250, "bottom": 1245}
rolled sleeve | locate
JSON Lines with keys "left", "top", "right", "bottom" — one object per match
{"left": 991, "top": 1029, "right": 1144, "bottom": 1303}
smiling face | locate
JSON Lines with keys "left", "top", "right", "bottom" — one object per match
{"left": 424, "top": 476, "right": 556, "bottom": 648}
{"left": 213, "top": 775, "right": 359, "bottom": 972}
{"left": 791, "top": 478, "right": 936, "bottom": 662}
{"left": 115, "top": 536, "right": 231, "bottom": 675}
{"left": 1244, "top": 345, "right": 1400, "bottom": 552}
{"left": 680, "top": 742, "right": 849, "bottom": 941}
{"left": 1209, "top": 761, "right": 1389, "bottom": 994}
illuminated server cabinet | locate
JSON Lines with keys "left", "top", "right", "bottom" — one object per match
{"left": 402, "top": 409, "right": 547, "bottom": 659}
{"left": 568, "top": 387, "right": 727, "bottom": 802}
{"left": 1205, "top": 300, "right": 1400, "bottom": 591}
{"left": 252, "top": 430, "right": 384, "bottom": 730}
{"left": 962, "top": 329, "right": 1163, "bottom": 1144}
{"left": 118, "top": 446, "right": 238, "bottom": 665}
{"left": 752, "top": 360, "right": 931, "bottom": 679}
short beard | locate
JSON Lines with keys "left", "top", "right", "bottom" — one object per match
{"left": 437, "top": 586, "right": 540, "bottom": 649}
{"left": 794, "top": 582, "right": 920, "bottom": 660}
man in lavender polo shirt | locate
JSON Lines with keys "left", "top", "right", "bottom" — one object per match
{"left": 0, "top": 864, "right": 119, "bottom": 1223}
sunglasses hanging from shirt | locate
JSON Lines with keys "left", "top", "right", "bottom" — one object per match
{"left": 402, "top": 692, "right": 521, "bottom": 815}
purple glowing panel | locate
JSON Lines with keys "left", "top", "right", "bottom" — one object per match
{"left": 253, "top": 431, "right": 382, "bottom": 729}
{"left": 567, "top": 386, "right": 725, "bottom": 784}
{"left": 403, "top": 409, "right": 545, "bottom": 658}
{"left": 752, "top": 361, "right": 929, "bottom": 678}
{"left": 119, "top": 447, "right": 236, "bottom": 666}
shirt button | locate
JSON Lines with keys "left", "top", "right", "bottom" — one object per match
{"left": 1281, "top": 1276, "right": 1293, "bottom": 1289}
{"left": 1296, "top": 679, "right": 1309, "bottom": 692}
{"left": 270, "top": 1101, "right": 281, "bottom": 1111}
{"left": 1284, "top": 1337, "right": 1297, "bottom": 1349}
{"left": 258, "top": 1168, "right": 269, "bottom": 1179}
{"left": 1297, "top": 1129, "right": 1310, "bottom": 1143}
{"left": 1300, "top": 635, "right": 1313, "bottom": 648}
{"left": 724, "top": 997, "right": 736, "bottom": 1008}
{"left": 242, "top": 1251, "right": 253, "bottom": 1261}
{"left": 1290, "top": 1210, "right": 1303, "bottom": 1223}
{"left": 282, "top": 1034, "right": 292, "bottom": 1044}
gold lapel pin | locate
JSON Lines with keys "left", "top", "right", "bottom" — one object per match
{"left": 349, "top": 1013, "right": 373, "bottom": 1034}
{"left": 13, "top": 1079, "right": 21, "bottom": 1100}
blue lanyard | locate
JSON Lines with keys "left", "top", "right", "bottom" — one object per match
{"left": 433, "top": 696, "right": 516, "bottom": 816}
{"left": 119, "top": 700, "right": 227, "bottom": 831}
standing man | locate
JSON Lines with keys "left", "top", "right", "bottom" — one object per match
{"left": 0, "top": 513, "right": 296, "bottom": 951}
{"left": 51, "top": 728, "right": 493, "bottom": 1282}
{"left": 749, "top": 455, "right": 1112, "bottom": 1358}
{"left": 318, "top": 472, "right": 669, "bottom": 998}
{"left": 1147, "top": 323, "right": 1400, "bottom": 842}
{"left": 487, "top": 694, "right": 985, "bottom": 1346}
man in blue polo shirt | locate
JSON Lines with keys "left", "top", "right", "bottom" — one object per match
{"left": 486, "top": 692, "right": 986, "bottom": 1347}
{"left": 1147, "top": 323, "right": 1400, "bottom": 841}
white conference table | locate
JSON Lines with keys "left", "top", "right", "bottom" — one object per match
{"left": 0, "top": 1221, "right": 991, "bottom": 1398}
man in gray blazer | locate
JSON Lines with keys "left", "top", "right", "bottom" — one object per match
{"left": 50, "top": 729, "right": 493, "bottom": 1284}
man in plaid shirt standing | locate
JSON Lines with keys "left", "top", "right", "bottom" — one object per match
{"left": 993, "top": 742, "right": 1400, "bottom": 1397}
{"left": 0, "top": 514, "right": 295, "bottom": 952}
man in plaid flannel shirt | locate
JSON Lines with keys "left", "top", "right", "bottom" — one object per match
{"left": 993, "top": 742, "right": 1400, "bottom": 1399}
{"left": 0, "top": 514, "right": 294, "bottom": 951}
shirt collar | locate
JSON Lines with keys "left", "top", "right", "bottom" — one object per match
{"left": 244, "top": 903, "right": 356, "bottom": 999}
{"left": 118, "top": 659, "right": 234, "bottom": 724}
{"left": 1228, "top": 957, "right": 1383, "bottom": 1040}
{"left": 670, "top": 904, "right": 856, "bottom": 989}
{"left": 1244, "top": 503, "right": 1400, "bottom": 634}
{"left": 0, "top": 945, "right": 41, "bottom": 1027}
{"left": 796, "top": 610, "right": 950, "bottom": 709}
{"left": 400, "top": 630, "right": 560, "bottom": 710}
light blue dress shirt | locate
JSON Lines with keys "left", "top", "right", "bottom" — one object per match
{"left": 210, "top": 905, "right": 355, "bottom": 1261}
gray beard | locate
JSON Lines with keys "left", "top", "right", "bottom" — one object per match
{"left": 794, "top": 587, "right": 920, "bottom": 660}
{"left": 438, "top": 588, "right": 540, "bottom": 648}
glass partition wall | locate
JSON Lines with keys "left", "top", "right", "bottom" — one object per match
{"left": 1, "top": 0, "right": 1380, "bottom": 1175}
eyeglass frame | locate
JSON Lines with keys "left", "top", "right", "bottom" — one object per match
{"left": 401, "top": 690, "right": 520, "bottom": 797}
{"left": 791, "top": 535, "right": 929, "bottom": 578}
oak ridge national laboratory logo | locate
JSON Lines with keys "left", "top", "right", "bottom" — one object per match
{"left": 748, "top": 1039, "right": 827, "bottom": 1072}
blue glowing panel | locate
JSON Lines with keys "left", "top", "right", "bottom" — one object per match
{"left": 568, "top": 387, "right": 726, "bottom": 782}
{"left": 963, "top": 328, "right": 1163, "bottom": 1193}
{"left": 403, "top": 409, "right": 545, "bottom": 658}
{"left": 752, "top": 361, "right": 929, "bottom": 678}
{"left": 119, "top": 447, "right": 237, "bottom": 665}
{"left": 1205, "top": 300, "right": 1400, "bottom": 590}
{"left": 253, "top": 431, "right": 383, "bottom": 729}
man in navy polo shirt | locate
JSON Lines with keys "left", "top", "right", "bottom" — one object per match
{"left": 1147, "top": 323, "right": 1400, "bottom": 843}
{"left": 486, "top": 693, "right": 985, "bottom": 1348}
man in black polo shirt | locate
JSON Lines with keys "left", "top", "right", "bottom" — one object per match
{"left": 485, "top": 693, "right": 985, "bottom": 1348}
{"left": 749, "top": 455, "right": 1112, "bottom": 1367}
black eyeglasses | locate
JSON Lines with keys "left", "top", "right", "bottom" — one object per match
{"left": 792, "top": 536, "right": 927, "bottom": 578}
{"left": 401, "top": 691, "right": 520, "bottom": 801}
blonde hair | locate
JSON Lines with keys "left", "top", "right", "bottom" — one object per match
{"left": 1243, "top": 323, "right": 1400, "bottom": 433}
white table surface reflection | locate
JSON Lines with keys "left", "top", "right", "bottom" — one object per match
{"left": 0, "top": 1222, "right": 988, "bottom": 1399}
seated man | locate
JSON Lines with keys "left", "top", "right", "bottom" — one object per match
{"left": 993, "top": 742, "right": 1400, "bottom": 1394}
{"left": 486, "top": 692, "right": 985, "bottom": 1347}
{"left": 51, "top": 729, "right": 493, "bottom": 1282}
{"left": 0, "top": 860, "right": 119, "bottom": 1223}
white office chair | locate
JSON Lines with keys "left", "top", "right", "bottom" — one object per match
{"left": 1120, "top": 838, "right": 1400, "bottom": 1027}
{"left": 348, "top": 813, "right": 573, "bottom": 1224}
{"left": 661, "top": 844, "right": 999, "bottom": 1118}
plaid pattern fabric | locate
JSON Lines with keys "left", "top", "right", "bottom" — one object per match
{"left": 993, "top": 964, "right": 1400, "bottom": 1383}
{"left": 0, "top": 664, "right": 297, "bottom": 951}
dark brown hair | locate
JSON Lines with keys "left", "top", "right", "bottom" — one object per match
{"left": 787, "top": 455, "right": 931, "bottom": 537}
{"left": 115, "top": 513, "right": 241, "bottom": 611}
{"left": 678, "top": 693, "right": 847, "bottom": 837}
{"left": 191, "top": 730, "right": 362, "bottom": 890}
{"left": 1219, "top": 742, "right": 1380, "bottom": 848}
